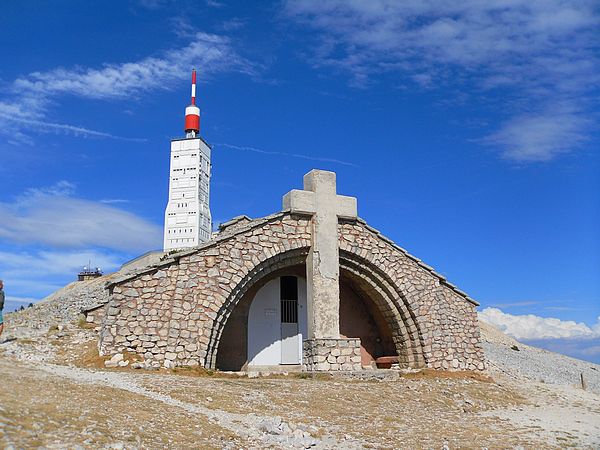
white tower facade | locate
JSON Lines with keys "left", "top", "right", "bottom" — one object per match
{"left": 163, "top": 70, "right": 212, "bottom": 251}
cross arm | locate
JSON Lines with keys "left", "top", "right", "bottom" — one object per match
{"left": 282, "top": 189, "right": 316, "bottom": 215}
{"left": 336, "top": 195, "right": 357, "bottom": 220}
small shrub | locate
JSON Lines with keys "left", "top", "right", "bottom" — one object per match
{"left": 510, "top": 345, "right": 520, "bottom": 351}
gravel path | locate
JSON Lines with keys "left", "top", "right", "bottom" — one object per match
{"left": 0, "top": 355, "right": 552, "bottom": 449}
{"left": 3, "top": 299, "right": 600, "bottom": 448}
{"left": 30, "top": 362, "right": 353, "bottom": 449}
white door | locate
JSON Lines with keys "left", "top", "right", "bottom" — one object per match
{"left": 281, "top": 304, "right": 299, "bottom": 364}
{"left": 281, "top": 323, "right": 299, "bottom": 364}
{"left": 248, "top": 276, "right": 307, "bottom": 367}
{"left": 280, "top": 276, "right": 299, "bottom": 364}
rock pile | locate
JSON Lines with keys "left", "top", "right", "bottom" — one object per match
{"left": 104, "top": 353, "right": 129, "bottom": 368}
{"left": 7, "top": 275, "right": 114, "bottom": 333}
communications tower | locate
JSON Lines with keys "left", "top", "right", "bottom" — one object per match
{"left": 163, "top": 69, "right": 212, "bottom": 250}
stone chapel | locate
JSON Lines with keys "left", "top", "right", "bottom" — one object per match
{"left": 96, "top": 169, "right": 485, "bottom": 372}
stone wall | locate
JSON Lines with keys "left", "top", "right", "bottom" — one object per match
{"left": 339, "top": 220, "right": 485, "bottom": 371}
{"left": 303, "top": 338, "right": 362, "bottom": 371}
{"left": 100, "top": 213, "right": 312, "bottom": 368}
{"left": 83, "top": 304, "right": 107, "bottom": 327}
{"left": 100, "top": 212, "right": 485, "bottom": 371}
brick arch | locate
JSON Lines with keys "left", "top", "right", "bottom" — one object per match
{"left": 204, "top": 246, "right": 310, "bottom": 369}
{"left": 339, "top": 250, "right": 426, "bottom": 368}
{"left": 205, "top": 246, "right": 427, "bottom": 370}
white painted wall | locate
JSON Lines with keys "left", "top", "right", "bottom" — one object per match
{"left": 248, "top": 279, "right": 280, "bottom": 366}
{"left": 248, "top": 277, "right": 307, "bottom": 366}
{"left": 163, "top": 137, "right": 212, "bottom": 250}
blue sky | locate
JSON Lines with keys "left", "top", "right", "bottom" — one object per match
{"left": 1, "top": 1, "right": 599, "bottom": 362}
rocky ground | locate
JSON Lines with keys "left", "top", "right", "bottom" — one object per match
{"left": 1, "top": 285, "right": 599, "bottom": 449}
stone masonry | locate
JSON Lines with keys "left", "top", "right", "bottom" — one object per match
{"left": 338, "top": 220, "right": 484, "bottom": 371}
{"left": 303, "top": 338, "right": 362, "bottom": 371}
{"left": 100, "top": 209, "right": 485, "bottom": 371}
{"left": 101, "top": 213, "right": 312, "bottom": 368}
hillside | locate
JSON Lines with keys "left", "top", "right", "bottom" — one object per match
{"left": 0, "top": 285, "right": 599, "bottom": 448}
{"left": 480, "top": 320, "right": 600, "bottom": 394}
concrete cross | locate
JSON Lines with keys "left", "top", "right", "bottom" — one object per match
{"left": 282, "top": 169, "right": 357, "bottom": 339}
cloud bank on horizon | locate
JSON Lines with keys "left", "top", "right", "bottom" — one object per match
{"left": 480, "top": 307, "right": 600, "bottom": 341}
{"left": 284, "top": 0, "right": 599, "bottom": 162}
{"left": 480, "top": 307, "right": 600, "bottom": 363}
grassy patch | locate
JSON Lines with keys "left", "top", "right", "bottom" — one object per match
{"left": 76, "top": 316, "right": 96, "bottom": 329}
{"left": 401, "top": 369, "right": 494, "bottom": 382}
{"left": 76, "top": 341, "right": 108, "bottom": 368}
{"left": 169, "top": 366, "right": 247, "bottom": 379}
{"left": 292, "top": 372, "right": 332, "bottom": 381}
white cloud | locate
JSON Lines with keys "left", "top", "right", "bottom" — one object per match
{"left": 30, "top": 117, "right": 146, "bottom": 141}
{"left": 0, "top": 250, "right": 121, "bottom": 278}
{"left": 0, "top": 32, "right": 254, "bottom": 143}
{"left": 5, "top": 296, "right": 38, "bottom": 304}
{"left": 99, "top": 199, "right": 130, "bottom": 204}
{"left": 0, "top": 249, "right": 124, "bottom": 299}
{"left": 284, "top": 0, "right": 599, "bottom": 162}
{"left": 485, "top": 110, "right": 589, "bottom": 162}
{"left": 214, "top": 142, "right": 359, "bottom": 167}
{"left": 285, "top": 1, "right": 598, "bottom": 80}
{"left": 580, "top": 344, "right": 600, "bottom": 356}
{"left": 0, "top": 184, "right": 142, "bottom": 299}
{"left": 137, "top": 0, "right": 168, "bottom": 9}
{"left": 0, "top": 182, "right": 162, "bottom": 253}
{"left": 3, "top": 296, "right": 41, "bottom": 312}
{"left": 490, "top": 301, "right": 541, "bottom": 308}
{"left": 479, "top": 307, "right": 600, "bottom": 340}
{"left": 206, "top": 0, "right": 225, "bottom": 8}
{"left": 13, "top": 33, "right": 252, "bottom": 101}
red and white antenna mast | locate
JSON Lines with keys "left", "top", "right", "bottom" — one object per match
{"left": 184, "top": 69, "right": 200, "bottom": 137}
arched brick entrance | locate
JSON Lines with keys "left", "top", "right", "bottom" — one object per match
{"left": 206, "top": 247, "right": 426, "bottom": 370}
{"left": 340, "top": 251, "right": 426, "bottom": 368}
{"left": 215, "top": 264, "right": 307, "bottom": 371}
{"left": 205, "top": 247, "right": 310, "bottom": 369}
